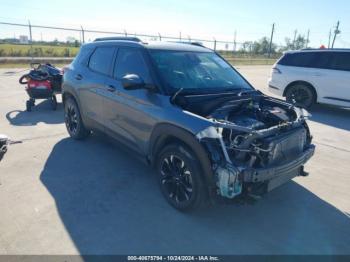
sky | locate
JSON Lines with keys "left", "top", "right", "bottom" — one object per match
{"left": 1, "top": 0, "right": 350, "bottom": 49}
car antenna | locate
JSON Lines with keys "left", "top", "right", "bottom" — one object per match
{"left": 170, "top": 88, "right": 184, "bottom": 103}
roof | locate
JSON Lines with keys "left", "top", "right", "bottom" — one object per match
{"left": 84, "top": 39, "right": 213, "bottom": 52}
{"left": 285, "top": 48, "right": 350, "bottom": 54}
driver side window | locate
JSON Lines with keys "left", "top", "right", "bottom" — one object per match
{"left": 114, "top": 48, "right": 152, "bottom": 83}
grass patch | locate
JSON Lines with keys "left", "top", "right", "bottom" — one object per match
{"left": 225, "top": 58, "right": 277, "bottom": 66}
{"left": 0, "top": 63, "right": 68, "bottom": 69}
{"left": 0, "top": 43, "right": 79, "bottom": 57}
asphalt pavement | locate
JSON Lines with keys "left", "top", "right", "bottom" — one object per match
{"left": 0, "top": 66, "right": 349, "bottom": 255}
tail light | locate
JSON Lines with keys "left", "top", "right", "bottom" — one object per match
{"left": 61, "top": 66, "right": 69, "bottom": 75}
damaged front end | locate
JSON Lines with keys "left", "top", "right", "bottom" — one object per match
{"left": 194, "top": 95, "right": 315, "bottom": 199}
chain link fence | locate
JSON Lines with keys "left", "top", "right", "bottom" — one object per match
{"left": 0, "top": 20, "right": 281, "bottom": 65}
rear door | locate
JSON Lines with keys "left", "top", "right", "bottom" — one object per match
{"left": 278, "top": 52, "right": 322, "bottom": 91}
{"left": 79, "top": 46, "right": 116, "bottom": 126}
{"left": 319, "top": 52, "right": 350, "bottom": 106}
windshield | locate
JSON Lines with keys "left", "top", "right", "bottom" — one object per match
{"left": 148, "top": 50, "right": 252, "bottom": 94}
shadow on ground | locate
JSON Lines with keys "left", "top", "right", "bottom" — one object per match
{"left": 6, "top": 100, "right": 64, "bottom": 126}
{"left": 40, "top": 135, "right": 350, "bottom": 255}
{"left": 309, "top": 104, "right": 350, "bottom": 131}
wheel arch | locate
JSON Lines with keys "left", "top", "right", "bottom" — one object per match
{"left": 148, "top": 123, "right": 215, "bottom": 189}
{"left": 62, "top": 91, "right": 78, "bottom": 105}
{"left": 283, "top": 80, "right": 318, "bottom": 102}
{"left": 62, "top": 90, "right": 91, "bottom": 127}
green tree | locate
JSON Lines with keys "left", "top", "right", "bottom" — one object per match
{"left": 251, "top": 37, "right": 277, "bottom": 55}
{"left": 282, "top": 34, "right": 307, "bottom": 51}
{"left": 240, "top": 41, "right": 253, "bottom": 53}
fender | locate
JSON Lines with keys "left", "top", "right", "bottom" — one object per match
{"left": 148, "top": 123, "right": 215, "bottom": 188}
{"left": 62, "top": 84, "right": 81, "bottom": 108}
{"left": 62, "top": 84, "right": 90, "bottom": 125}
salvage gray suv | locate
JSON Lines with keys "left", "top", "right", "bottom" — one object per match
{"left": 63, "top": 37, "right": 315, "bottom": 211}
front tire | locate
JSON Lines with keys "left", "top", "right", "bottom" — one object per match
{"left": 285, "top": 83, "right": 315, "bottom": 109}
{"left": 156, "top": 144, "right": 206, "bottom": 211}
{"left": 64, "top": 97, "right": 90, "bottom": 140}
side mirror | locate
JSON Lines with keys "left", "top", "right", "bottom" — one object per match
{"left": 121, "top": 74, "right": 145, "bottom": 90}
{"left": 121, "top": 74, "right": 156, "bottom": 92}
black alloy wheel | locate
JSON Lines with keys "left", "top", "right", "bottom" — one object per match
{"left": 64, "top": 97, "right": 90, "bottom": 139}
{"left": 156, "top": 144, "right": 205, "bottom": 211}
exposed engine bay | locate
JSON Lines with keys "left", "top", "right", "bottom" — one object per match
{"left": 175, "top": 92, "right": 315, "bottom": 199}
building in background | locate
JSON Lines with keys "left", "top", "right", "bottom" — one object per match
{"left": 19, "top": 35, "right": 29, "bottom": 44}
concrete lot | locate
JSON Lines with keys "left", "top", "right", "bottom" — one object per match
{"left": 0, "top": 65, "right": 350, "bottom": 255}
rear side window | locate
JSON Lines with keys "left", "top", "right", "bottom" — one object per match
{"left": 278, "top": 52, "right": 319, "bottom": 68}
{"left": 114, "top": 48, "right": 151, "bottom": 83}
{"left": 88, "top": 46, "right": 115, "bottom": 75}
{"left": 74, "top": 46, "right": 94, "bottom": 66}
{"left": 329, "top": 52, "right": 350, "bottom": 71}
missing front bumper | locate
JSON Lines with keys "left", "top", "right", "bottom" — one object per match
{"left": 216, "top": 145, "right": 315, "bottom": 199}
{"left": 243, "top": 145, "right": 315, "bottom": 183}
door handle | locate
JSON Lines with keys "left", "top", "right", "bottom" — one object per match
{"left": 75, "top": 74, "right": 83, "bottom": 80}
{"left": 107, "top": 85, "right": 116, "bottom": 92}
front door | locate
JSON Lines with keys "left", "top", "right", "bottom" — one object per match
{"left": 101, "top": 47, "right": 159, "bottom": 151}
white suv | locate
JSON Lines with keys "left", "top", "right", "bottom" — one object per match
{"left": 268, "top": 49, "right": 350, "bottom": 108}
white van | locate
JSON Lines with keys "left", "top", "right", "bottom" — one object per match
{"left": 268, "top": 49, "right": 350, "bottom": 108}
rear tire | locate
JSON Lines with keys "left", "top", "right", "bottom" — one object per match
{"left": 51, "top": 95, "right": 57, "bottom": 111}
{"left": 156, "top": 144, "right": 206, "bottom": 211}
{"left": 285, "top": 83, "right": 315, "bottom": 109}
{"left": 26, "top": 100, "right": 32, "bottom": 112}
{"left": 64, "top": 97, "right": 90, "bottom": 140}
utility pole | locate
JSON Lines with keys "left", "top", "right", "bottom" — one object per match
{"left": 331, "top": 21, "right": 340, "bottom": 48}
{"left": 268, "top": 23, "right": 275, "bottom": 58}
{"left": 293, "top": 29, "right": 297, "bottom": 49}
{"left": 28, "top": 20, "right": 33, "bottom": 62}
{"left": 305, "top": 29, "right": 310, "bottom": 48}
{"left": 328, "top": 29, "right": 332, "bottom": 48}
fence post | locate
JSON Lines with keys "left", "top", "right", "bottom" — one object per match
{"left": 179, "top": 31, "right": 182, "bottom": 41}
{"left": 213, "top": 37, "right": 217, "bottom": 51}
{"left": 28, "top": 20, "right": 33, "bottom": 61}
{"left": 158, "top": 32, "right": 162, "bottom": 41}
{"left": 233, "top": 30, "right": 237, "bottom": 53}
{"left": 80, "top": 25, "right": 85, "bottom": 44}
{"left": 124, "top": 30, "right": 127, "bottom": 37}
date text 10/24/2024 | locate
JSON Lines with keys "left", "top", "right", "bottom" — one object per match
{"left": 127, "top": 256, "right": 220, "bottom": 261}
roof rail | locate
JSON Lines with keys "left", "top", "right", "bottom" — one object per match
{"left": 94, "top": 37, "right": 142, "bottom": 42}
{"left": 300, "top": 48, "right": 350, "bottom": 51}
{"left": 174, "top": 41, "right": 205, "bottom": 47}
